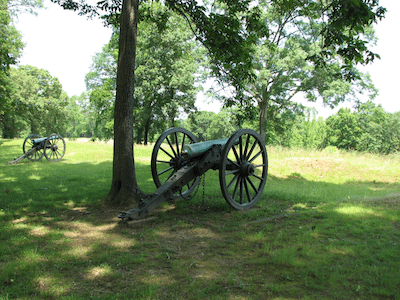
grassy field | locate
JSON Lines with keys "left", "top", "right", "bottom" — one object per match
{"left": 1, "top": 138, "right": 399, "bottom": 299}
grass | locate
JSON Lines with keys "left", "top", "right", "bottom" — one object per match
{"left": 1, "top": 138, "right": 399, "bottom": 299}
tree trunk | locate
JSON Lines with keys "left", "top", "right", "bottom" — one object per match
{"left": 136, "top": 126, "right": 143, "bottom": 144}
{"left": 1, "top": 114, "right": 15, "bottom": 138}
{"left": 144, "top": 116, "right": 151, "bottom": 145}
{"left": 169, "top": 89, "right": 176, "bottom": 128}
{"left": 104, "top": 0, "right": 145, "bottom": 206}
{"left": 258, "top": 97, "right": 269, "bottom": 145}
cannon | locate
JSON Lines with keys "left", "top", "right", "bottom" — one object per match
{"left": 7, "top": 133, "right": 66, "bottom": 164}
{"left": 118, "top": 127, "right": 268, "bottom": 220}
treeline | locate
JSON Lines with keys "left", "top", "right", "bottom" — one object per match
{"left": 182, "top": 102, "right": 400, "bottom": 155}
{"left": 2, "top": 65, "right": 399, "bottom": 155}
{"left": 0, "top": 65, "right": 94, "bottom": 138}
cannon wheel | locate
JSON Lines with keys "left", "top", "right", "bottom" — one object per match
{"left": 151, "top": 127, "right": 200, "bottom": 200}
{"left": 219, "top": 129, "right": 268, "bottom": 210}
{"left": 44, "top": 133, "right": 66, "bottom": 162}
{"left": 23, "top": 134, "right": 44, "bottom": 161}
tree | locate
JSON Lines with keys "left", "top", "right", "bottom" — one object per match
{"left": 185, "top": 110, "right": 236, "bottom": 141}
{"left": 85, "top": 33, "right": 118, "bottom": 139}
{"left": 1, "top": 0, "right": 44, "bottom": 137}
{"left": 134, "top": 2, "right": 201, "bottom": 144}
{"left": 0, "top": 0, "right": 23, "bottom": 73}
{"left": 51, "top": 0, "right": 386, "bottom": 206}
{"left": 0, "top": 0, "right": 24, "bottom": 135}
{"left": 211, "top": 1, "right": 380, "bottom": 143}
{"left": 325, "top": 102, "right": 400, "bottom": 154}
{"left": 326, "top": 108, "right": 362, "bottom": 150}
{"left": 289, "top": 108, "right": 327, "bottom": 149}
{"left": 64, "top": 93, "right": 96, "bottom": 138}
{"left": 355, "top": 101, "right": 399, "bottom": 154}
{"left": 104, "top": 0, "right": 141, "bottom": 205}
{"left": 2, "top": 65, "right": 70, "bottom": 137}
{"left": 383, "top": 112, "right": 400, "bottom": 154}
{"left": 86, "top": 3, "right": 202, "bottom": 144}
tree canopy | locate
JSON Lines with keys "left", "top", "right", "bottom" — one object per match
{"left": 1, "top": 65, "right": 71, "bottom": 137}
{"left": 231, "top": 1, "right": 380, "bottom": 142}
{"left": 1, "top": 0, "right": 44, "bottom": 137}
{"left": 85, "top": 2, "right": 203, "bottom": 142}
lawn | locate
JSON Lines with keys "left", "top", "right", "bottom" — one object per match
{"left": 1, "top": 138, "right": 399, "bottom": 299}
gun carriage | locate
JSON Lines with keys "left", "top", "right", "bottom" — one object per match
{"left": 119, "top": 128, "right": 268, "bottom": 220}
{"left": 7, "top": 133, "right": 66, "bottom": 164}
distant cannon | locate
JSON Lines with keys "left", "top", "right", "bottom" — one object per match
{"left": 119, "top": 127, "right": 268, "bottom": 220}
{"left": 7, "top": 133, "right": 66, "bottom": 164}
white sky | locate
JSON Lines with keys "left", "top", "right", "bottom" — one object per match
{"left": 14, "top": 0, "right": 400, "bottom": 118}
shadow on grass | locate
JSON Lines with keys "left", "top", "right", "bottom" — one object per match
{"left": 1, "top": 147, "right": 399, "bottom": 299}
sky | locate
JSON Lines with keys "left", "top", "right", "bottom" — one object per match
{"left": 14, "top": 0, "right": 400, "bottom": 118}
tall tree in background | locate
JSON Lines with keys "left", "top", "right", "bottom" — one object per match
{"left": 203, "top": 0, "right": 381, "bottom": 143}
{"left": 325, "top": 101, "right": 400, "bottom": 154}
{"left": 85, "top": 33, "right": 118, "bottom": 139}
{"left": 51, "top": 0, "right": 386, "bottom": 206}
{"left": 1, "top": 0, "right": 44, "bottom": 137}
{"left": 4, "top": 65, "right": 70, "bottom": 137}
{"left": 0, "top": 0, "right": 23, "bottom": 137}
{"left": 134, "top": 2, "right": 201, "bottom": 144}
{"left": 185, "top": 110, "right": 236, "bottom": 142}
{"left": 86, "top": 2, "right": 202, "bottom": 144}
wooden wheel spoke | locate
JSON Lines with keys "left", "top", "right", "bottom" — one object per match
{"left": 157, "top": 166, "right": 174, "bottom": 176}
{"left": 249, "top": 149, "right": 262, "bottom": 163}
{"left": 243, "top": 134, "right": 251, "bottom": 160}
{"left": 181, "top": 134, "right": 187, "bottom": 152}
{"left": 232, "top": 176, "right": 241, "bottom": 201}
{"left": 174, "top": 132, "right": 180, "bottom": 156}
{"left": 166, "top": 171, "right": 176, "bottom": 181}
{"left": 239, "top": 136, "right": 243, "bottom": 161}
{"left": 166, "top": 136, "right": 177, "bottom": 158}
{"left": 232, "top": 145, "right": 240, "bottom": 164}
{"left": 159, "top": 146, "right": 174, "bottom": 159}
{"left": 227, "top": 173, "right": 240, "bottom": 191}
{"left": 246, "top": 176, "right": 259, "bottom": 193}
{"left": 254, "top": 163, "right": 266, "bottom": 168}
{"left": 246, "top": 139, "right": 257, "bottom": 161}
{"left": 156, "top": 159, "right": 171, "bottom": 164}
{"left": 252, "top": 173, "right": 264, "bottom": 181}
{"left": 239, "top": 177, "right": 244, "bottom": 204}
{"left": 225, "top": 169, "right": 239, "bottom": 176}
{"left": 227, "top": 157, "right": 240, "bottom": 169}
{"left": 244, "top": 177, "right": 252, "bottom": 203}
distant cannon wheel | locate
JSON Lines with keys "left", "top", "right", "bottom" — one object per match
{"left": 44, "top": 133, "right": 66, "bottom": 162}
{"left": 23, "top": 134, "right": 44, "bottom": 161}
{"left": 219, "top": 129, "right": 268, "bottom": 210}
{"left": 151, "top": 127, "right": 200, "bottom": 200}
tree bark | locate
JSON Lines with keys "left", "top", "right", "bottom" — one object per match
{"left": 104, "top": 0, "right": 145, "bottom": 206}
{"left": 144, "top": 116, "right": 151, "bottom": 145}
{"left": 258, "top": 97, "right": 269, "bottom": 145}
{"left": 136, "top": 127, "right": 143, "bottom": 144}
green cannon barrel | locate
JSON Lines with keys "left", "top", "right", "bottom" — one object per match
{"left": 32, "top": 135, "right": 60, "bottom": 145}
{"left": 32, "top": 137, "right": 47, "bottom": 144}
{"left": 182, "top": 138, "right": 229, "bottom": 159}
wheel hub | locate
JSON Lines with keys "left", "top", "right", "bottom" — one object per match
{"left": 239, "top": 161, "right": 255, "bottom": 177}
{"left": 170, "top": 155, "right": 187, "bottom": 170}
